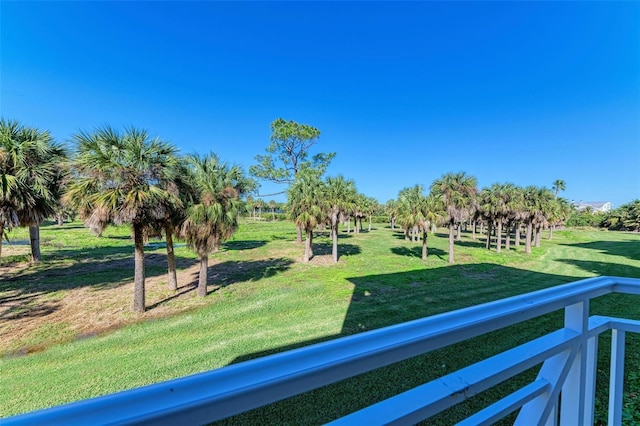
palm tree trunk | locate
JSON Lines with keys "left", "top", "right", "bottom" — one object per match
{"left": 505, "top": 221, "right": 511, "bottom": 251}
{"left": 296, "top": 224, "right": 303, "bottom": 243}
{"left": 422, "top": 230, "right": 428, "bottom": 260}
{"left": 29, "top": 225, "right": 42, "bottom": 263}
{"left": 535, "top": 226, "right": 542, "bottom": 247}
{"left": 405, "top": 228, "right": 409, "bottom": 241}
{"left": 165, "top": 224, "right": 177, "bottom": 291}
{"left": 514, "top": 222, "right": 520, "bottom": 247}
{"left": 332, "top": 223, "right": 339, "bottom": 263}
{"left": 133, "top": 224, "right": 146, "bottom": 312}
{"left": 480, "top": 222, "right": 484, "bottom": 235}
{"left": 0, "top": 224, "right": 3, "bottom": 264}
{"left": 525, "top": 222, "right": 532, "bottom": 254}
{"left": 549, "top": 224, "right": 554, "bottom": 240}
{"left": 197, "top": 255, "right": 208, "bottom": 297}
{"left": 448, "top": 222, "right": 455, "bottom": 263}
{"left": 472, "top": 221, "right": 476, "bottom": 240}
{"left": 303, "top": 230, "right": 312, "bottom": 262}
{"left": 486, "top": 221, "right": 492, "bottom": 250}
{"left": 496, "top": 220, "right": 502, "bottom": 253}
{"left": 456, "top": 223, "right": 461, "bottom": 241}
{"left": 346, "top": 217, "right": 351, "bottom": 234}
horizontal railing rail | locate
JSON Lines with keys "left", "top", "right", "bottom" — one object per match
{"left": 4, "top": 275, "right": 640, "bottom": 425}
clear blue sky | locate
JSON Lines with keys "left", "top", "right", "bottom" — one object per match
{"left": 2, "top": 1, "right": 639, "bottom": 207}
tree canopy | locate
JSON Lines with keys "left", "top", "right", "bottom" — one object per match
{"left": 250, "top": 118, "right": 335, "bottom": 187}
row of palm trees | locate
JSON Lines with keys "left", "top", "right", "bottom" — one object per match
{"left": 286, "top": 172, "right": 379, "bottom": 263}
{"left": 387, "top": 173, "right": 572, "bottom": 263}
{"left": 1, "top": 122, "right": 254, "bottom": 312}
{"left": 0, "top": 118, "right": 571, "bottom": 311}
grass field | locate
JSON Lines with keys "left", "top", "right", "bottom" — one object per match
{"left": 1, "top": 220, "right": 639, "bottom": 423}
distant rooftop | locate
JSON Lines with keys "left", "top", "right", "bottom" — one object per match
{"left": 574, "top": 201, "right": 613, "bottom": 212}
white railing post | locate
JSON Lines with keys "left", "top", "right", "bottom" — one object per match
{"left": 583, "top": 335, "right": 599, "bottom": 425}
{"left": 608, "top": 329, "right": 626, "bottom": 426}
{"left": 560, "top": 301, "right": 589, "bottom": 425}
{"left": 514, "top": 347, "right": 578, "bottom": 426}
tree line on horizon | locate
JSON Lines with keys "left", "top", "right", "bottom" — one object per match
{"left": 2, "top": 117, "right": 639, "bottom": 312}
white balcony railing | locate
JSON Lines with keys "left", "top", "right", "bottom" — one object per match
{"left": 4, "top": 275, "right": 640, "bottom": 425}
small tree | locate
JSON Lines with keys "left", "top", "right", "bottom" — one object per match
{"left": 250, "top": 118, "right": 335, "bottom": 242}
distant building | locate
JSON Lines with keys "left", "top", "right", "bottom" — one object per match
{"left": 574, "top": 201, "right": 613, "bottom": 213}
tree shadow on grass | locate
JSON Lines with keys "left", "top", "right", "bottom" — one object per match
{"left": 222, "top": 240, "right": 268, "bottom": 251}
{"left": 392, "top": 231, "right": 409, "bottom": 240}
{"left": 145, "top": 283, "right": 200, "bottom": 310}
{"left": 184, "top": 258, "right": 295, "bottom": 296}
{"left": 390, "top": 246, "right": 446, "bottom": 260}
{"left": 454, "top": 238, "right": 490, "bottom": 249}
{"left": 223, "top": 263, "right": 592, "bottom": 425}
{"left": 0, "top": 292, "right": 59, "bottom": 321}
{"left": 310, "top": 243, "right": 361, "bottom": 257}
{"left": 557, "top": 259, "right": 640, "bottom": 278}
{"left": 558, "top": 240, "right": 640, "bottom": 261}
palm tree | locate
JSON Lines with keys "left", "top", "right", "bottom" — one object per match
{"left": 397, "top": 185, "right": 423, "bottom": 242}
{"left": 532, "top": 188, "right": 555, "bottom": 247}
{"left": 431, "top": 172, "right": 477, "bottom": 263}
{"left": 620, "top": 200, "right": 640, "bottom": 231}
{"left": 548, "top": 197, "right": 571, "bottom": 240}
{"left": 255, "top": 198, "right": 265, "bottom": 219}
{"left": 385, "top": 199, "right": 398, "bottom": 230}
{"left": 350, "top": 193, "right": 368, "bottom": 234}
{"left": 481, "top": 183, "right": 515, "bottom": 253}
{"left": 505, "top": 185, "right": 524, "bottom": 250}
{"left": 180, "top": 153, "right": 248, "bottom": 297}
{"left": 418, "top": 194, "right": 441, "bottom": 260}
{"left": 520, "top": 186, "right": 554, "bottom": 253}
{"left": 287, "top": 171, "right": 326, "bottom": 262}
{"left": 477, "top": 187, "right": 495, "bottom": 250}
{"left": 325, "top": 176, "right": 356, "bottom": 263}
{"left": 552, "top": 179, "right": 566, "bottom": 198}
{"left": 147, "top": 162, "right": 192, "bottom": 291}
{"left": 365, "top": 196, "right": 378, "bottom": 231}
{"left": 67, "top": 126, "right": 179, "bottom": 312}
{"left": 0, "top": 119, "right": 66, "bottom": 263}
{"left": 268, "top": 200, "right": 277, "bottom": 221}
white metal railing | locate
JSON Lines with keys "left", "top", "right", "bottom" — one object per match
{"left": 4, "top": 276, "right": 640, "bottom": 425}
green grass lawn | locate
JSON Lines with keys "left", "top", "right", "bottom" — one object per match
{"left": 1, "top": 220, "right": 639, "bottom": 423}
